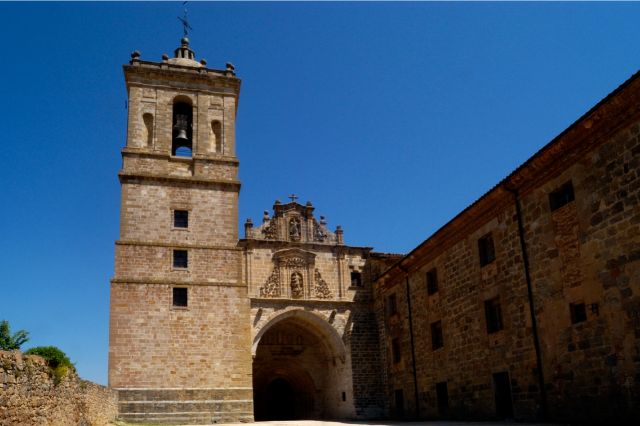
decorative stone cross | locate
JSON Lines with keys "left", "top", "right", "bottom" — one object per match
{"left": 288, "top": 194, "right": 298, "bottom": 203}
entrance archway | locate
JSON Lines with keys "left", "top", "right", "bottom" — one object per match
{"left": 252, "top": 310, "right": 350, "bottom": 420}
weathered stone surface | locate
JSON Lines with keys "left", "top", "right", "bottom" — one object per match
{"left": 0, "top": 351, "right": 117, "bottom": 426}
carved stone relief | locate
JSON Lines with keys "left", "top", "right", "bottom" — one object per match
{"left": 314, "top": 269, "right": 332, "bottom": 299}
{"left": 262, "top": 220, "right": 278, "bottom": 240}
{"left": 260, "top": 267, "right": 280, "bottom": 297}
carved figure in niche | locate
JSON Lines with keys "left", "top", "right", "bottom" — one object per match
{"left": 289, "top": 217, "right": 301, "bottom": 241}
{"left": 290, "top": 271, "right": 304, "bottom": 299}
{"left": 313, "top": 219, "right": 327, "bottom": 242}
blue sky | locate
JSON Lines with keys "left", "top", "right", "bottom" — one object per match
{"left": 1, "top": 1, "right": 640, "bottom": 385}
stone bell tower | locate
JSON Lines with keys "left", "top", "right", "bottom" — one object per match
{"left": 108, "top": 37, "right": 253, "bottom": 424}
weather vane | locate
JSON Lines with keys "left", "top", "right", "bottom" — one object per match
{"left": 178, "top": 1, "right": 193, "bottom": 38}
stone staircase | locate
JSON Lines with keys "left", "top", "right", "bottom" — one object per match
{"left": 116, "top": 388, "right": 253, "bottom": 424}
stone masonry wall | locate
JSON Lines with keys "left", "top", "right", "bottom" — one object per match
{"left": 0, "top": 351, "right": 117, "bottom": 426}
{"left": 521, "top": 119, "right": 640, "bottom": 423}
{"left": 374, "top": 100, "right": 640, "bottom": 422}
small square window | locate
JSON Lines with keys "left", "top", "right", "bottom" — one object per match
{"left": 391, "top": 338, "right": 401, "bottom": 363}
{"left": 478, "top": 233, "right": 496, "bottom": 267}
{"left": 426, "top": 268, "right": 438, "bottom": 295}
{"left": 174, "top": 210, "right": 189, "bottom": 228}
{"left": 549, "top": 181, "right": 575, "bottom": 212}
{"left": 431, "top": 320, "right": 444, "bottom": 350}
{"left": 351, "top": 271, "right": 362, "bottom": 287}
{"left": 173, "top": 249, "right": 188, "bottom": 269}
{"left": 570, "top": 302, "right": 587, "bottom": 324}
{"left": 484, "top": 297, "right": 503, "bottom": 334}
{"left": 387, "top": 293, "right": 398, "bottom": 316}
{"left": 173, "top": 287, "right": 188, "bottom": 307}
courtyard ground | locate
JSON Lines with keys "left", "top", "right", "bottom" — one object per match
{"left": 194, "top": 421, "right": 563, "bottom": 426}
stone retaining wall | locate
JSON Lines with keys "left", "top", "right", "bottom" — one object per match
{"left": 0, "top": 350, "right": 117, "bottom": 426}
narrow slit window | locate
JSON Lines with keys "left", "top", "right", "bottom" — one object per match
{"left": 387, "top": 293, "right": 398, "bottom": 316}
{"left": 426, "top": 268, "right": 438, "bottom": 295}
{"left": 391, "top": 338, "right": 401, "bottom": 363}
{"left": 431, "top": 320, "right": 444, "bottom": 350}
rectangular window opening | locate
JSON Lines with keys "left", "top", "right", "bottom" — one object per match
{"left": 484, "top": 296, "right": 504, "bottom": 334}
{"left": 172, "top": 287, "right": 188, "bottom": 307}
{"left": 391, "top": 337, "right": 401, "bottom": 364}
{"left": 173, "top": 249, "right": 188, "bottom": 269}
{"left": 427, "top": 268, "right": 438, "bottom": 295}
{"left": 351, "top": 271, "right": 362, "bottom": 287}
{"left": 387, "top": 293, "right": 398, "bottom": 316}
{"left": 431, "top": 320, "right": 444, "bottom": 350}
{"left": 570, "top": 302, "right": 587, "bottom": 324}
{"left": 549, "top": 181, "right": 575, "bottom": 212}
{"left": 478, "top": 233, "right": 496, "bottom": 267}
{"left": 173, "top": 210, "right": 189, "bottom": 228}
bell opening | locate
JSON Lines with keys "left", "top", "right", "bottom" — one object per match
{"left": 172, "top": 101, "right": 193, "bottom": 157}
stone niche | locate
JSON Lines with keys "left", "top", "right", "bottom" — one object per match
{"left": 259, "top": 248, "right": 332, "bottom": 300}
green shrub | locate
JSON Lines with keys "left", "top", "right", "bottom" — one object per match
{"left": 24, "top": 346, "right": 73, "bottom": 369}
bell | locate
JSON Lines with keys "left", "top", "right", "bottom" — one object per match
{"left": 175, "top": 128, "right": 189, "bottom": 142}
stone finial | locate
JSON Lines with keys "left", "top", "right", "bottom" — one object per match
{"left": 263, "top": 210, "right": 270, "bottom": 222}
{"left": 130, "top": 51, "right": 141, "bottom": 64}
{"left": 274, "top": 200, "right": 281, "bottom": 205}
{"left": 162, "top": 53, "right": 169, "bottom": 62}
{"left": 226, "top": 62, "right": 235, "bottom": 72}
{"left": 200, "top": 58, "right": 207, "bottom": 66}
{"left": 320, "top": 216, "right": 327, "bottom": 226}
{"left": 306, "top": 201, "right": 313, "bottom": 207}
{"left": 335, "top": 225, "right": 344, "bottom": 245}
{"left": 244, "top": 218, "right": 253, "bottom": 238}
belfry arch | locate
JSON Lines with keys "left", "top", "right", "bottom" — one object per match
{"left": 252, "top": 309, "right": 353, "bottom": 420}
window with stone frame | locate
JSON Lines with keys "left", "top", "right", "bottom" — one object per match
{"left": 172, "top": 287, "right": 188, "bottom": 307}
{"left": 391, "top": 337, "right": 401, "bottom": 363}
{"left": 173, "top": 249, "right": 188, "bottom": 269}
{"left": 351, "top": 271, "right": 362, "bottom": 287}
{"left": 484, "top": 296, "right": 503, "bottom": 334}
{"left": 431, "top": 320, "right": 444, "bottom": 350}
{"left": 173, "top": 210, "right": 189, "bottom": 228}
{"left": 426, "top": 268, "right": 438, "bottom": 295}
{"left": 549, "top": 181, "right": 575, "bottom": 212}
{"left": 570, "top": 302, "right": 587, "bottom": 324}
{"left": 387, "top": 293, "right": 398, "bottom": 317}
{"left": 478, "top": 232, "right": 496, "bottom": 267}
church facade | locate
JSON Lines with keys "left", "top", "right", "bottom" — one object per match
{"left": 109, "top": 38, "right": 640, "bottom": 424}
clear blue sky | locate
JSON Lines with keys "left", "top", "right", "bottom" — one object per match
{"left": 1, "top": 1, "right": 639, "bottom": 385}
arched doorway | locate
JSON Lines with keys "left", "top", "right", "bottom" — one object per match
{"left": 252, "top": 311, "right": 351, "bottom": 420}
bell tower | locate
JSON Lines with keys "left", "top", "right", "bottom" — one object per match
{"left": 108, "top": 37, "right": 253, "bottom": 424}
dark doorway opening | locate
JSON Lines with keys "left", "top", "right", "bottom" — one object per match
{"left": 261, "top": 378, "right": 295, "bottom": 420}
{"left": 493, "top": 371, "right": 514, "bottom": 419}
{"left": 394, "top": 389, "right": 405, "bottom": 419}
{"left": 436, "top": 381, "right": 449, "bottom": 418}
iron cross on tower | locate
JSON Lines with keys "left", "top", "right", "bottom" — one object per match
{"left": 178, "top": 2, "right": 193, "bottom": 38}
{"left": 288, "top": 194, "right": 299, "bottom": 203}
